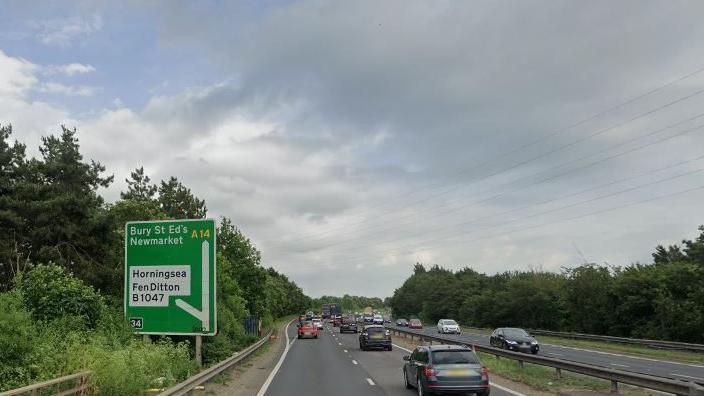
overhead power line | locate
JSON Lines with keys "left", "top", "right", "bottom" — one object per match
{"left": 308, "top": 161, "right": 704, "bottom": 260}
{"left": 282, "top": 66, "right": 704, "bottom": 244}
{"left": 283, "top": 118, "right": 704, "bottom": 254}
{"left": 284, "top": 111, "right": 704, "bottom": 246}
{"left": 328, "top": 179, "right": 704, "bottom": 267}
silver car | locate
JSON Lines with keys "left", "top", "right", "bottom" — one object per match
{"left": 437, "top": 319, "right": 461, "bottom": 334}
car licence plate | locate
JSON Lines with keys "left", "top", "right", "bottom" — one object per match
{"left": 444, "top": 369, "right": 472, "bottom": 377}
{"left": 371, "top": 334, "right": 384, "bottom": 339}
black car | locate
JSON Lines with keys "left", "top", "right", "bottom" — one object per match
{"left": 396, "top": 318, "right": 409, "bottom": 327}
{"left": 403, "top": 345, "right": 490, "bottom": 396}
{"left": 340, "top": 316, "right": 359, "bottom": 333}
{"left": 489, "top": 327, "right": 539, "bottom": 354}
{"left": 359, "top": 325, "right": 392, "bottom": 351}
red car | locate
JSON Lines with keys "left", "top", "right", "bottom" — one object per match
{"left": 297, "top": 320, "right": 319, "bottom": 339}
{"left": 409, "top": 318, "right": 423, "bottom": 329}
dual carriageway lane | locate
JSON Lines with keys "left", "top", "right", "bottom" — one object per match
{"left": 384, "top": 325, "right": 704, "bottom": 384}
{"left": 262, "top": 321, "right": 519, "bottom": 396}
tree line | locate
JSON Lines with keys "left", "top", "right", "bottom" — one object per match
{"left": 0, "top": 124, "right": 311, "bottom": 391}
{"left": 312, "top": 294, "right": 387, "bottom": 313}
{"left": 390, "top": 226, "right": 704, "bottom": 343}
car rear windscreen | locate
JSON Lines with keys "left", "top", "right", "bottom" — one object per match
{"left": 431, "top": 350, "right": 479, "bottom": 364}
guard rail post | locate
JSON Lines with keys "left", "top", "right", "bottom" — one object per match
{"left": 556, "top": 368, "right": 562, "bottom": 379}
{"left": 611, "top": 380, "right": 618, "bottom": 393}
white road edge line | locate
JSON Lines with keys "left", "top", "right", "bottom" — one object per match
{"left": 366, "top": 378, "right": 375, "bottom": 386}
{"left": 352, "top": 359, "right": 358, "bottom": 365}
{"left": 256, "top": 319, "right": 296, "bottom": 396}
{"left": 491, "top": 383, "right": 527, "bottom": 396}
{"left": 393, "top": 344, "right": 413, "bottom": 353}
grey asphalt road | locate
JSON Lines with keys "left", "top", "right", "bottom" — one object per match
{"left": 263, "top": 322, "right": 516, "bottom": 396}
{"left": 386, "top": 325, "right": 704, "bottom": 385}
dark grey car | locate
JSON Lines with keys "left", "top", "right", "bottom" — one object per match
{"left": 402, "top": 345, "right": 490, "bottom": 396}
{"left": 359, "top": 325, "right": 392, "bottom": 351}
{"left": 489, "top": 327, "right": 539, "bottom": 354}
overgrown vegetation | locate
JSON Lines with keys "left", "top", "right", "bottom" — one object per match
{"left": 390, "top": 227, "right": 704, "bottom": 343}
{"left": 0, "top": 125, "right": 311, "bottom": 392}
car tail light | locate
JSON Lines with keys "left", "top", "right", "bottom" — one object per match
{"left": 423, "top": 365, "right": 436, "bottom": 377}
{"left": 481, "top": 366, "right": 489, "bottom": 381}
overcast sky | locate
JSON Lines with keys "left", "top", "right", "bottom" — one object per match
{"left": 2, "top": 1, "right": 704, "bottom": 298}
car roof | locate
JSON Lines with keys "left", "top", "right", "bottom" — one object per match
{"left": 364, "top": 324, "right": 384, "bottom": 328}
{"left": 425, "top": 344, "right": 471, "bottom": 352}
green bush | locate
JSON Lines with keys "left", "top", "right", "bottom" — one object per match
{"left": 0, "top": 291, "right": 35, "bottom": 390}
{"left": 66, "top": 336, "right": 197, "bottom": 396}
{"left": 0, "top": 288, "right": 198, "bottom": 394}
{"left": 19, "top": 264, "right": 103, "bottom": 327}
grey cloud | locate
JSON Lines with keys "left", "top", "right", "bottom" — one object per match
{"left": 13, "top": 1, "right": 704, "bottom": 297}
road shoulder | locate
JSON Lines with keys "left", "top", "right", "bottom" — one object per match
{"left": 206, "top": 320, "right": 291, "bottom": 396}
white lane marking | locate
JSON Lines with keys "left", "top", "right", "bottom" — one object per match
{"left": 611, "top": 363, "right": 629, "bottom": 368}
{"left": 542, "top": 343, "right": 704, "bottom": 368}
{"left": 352, "top": 360, "right": 358, "bottom": 365}
{"left": 366, "top": 378, "right": 375, "bottom": 386}
{"left": 491, "top": 382, "right": 527, "bottom": 396}
{"left": 671, "top": 373, "right": 704, "bottom": 381}
{"left": 548, "top": 352, "right": 563, "bottom": 356}
{"left": 343, "top": 349, "right": 348, "bottom": 353}
{"left": 393, "top": 344, "right": 413, "bottom": 353}
{"left": 256, "top": 319, "right": 296, "bottom": 396}
{"left": 338, "top": 342, "right": 342, "bottom": 345}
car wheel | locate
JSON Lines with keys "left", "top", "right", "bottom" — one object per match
{"left": 477, "top": 391, "right": 490, "bottom": 396}
{"left": 531, "top": 350, "right": 538, "bottom": 355}
{"left": 314, "top": 335, "right": 318, "bottom": 339}
{"left": 404, "top": 368, "right": 413, "bottom": 389}
{"left": 387, "top": 345, "right": 393, "bottom": 351}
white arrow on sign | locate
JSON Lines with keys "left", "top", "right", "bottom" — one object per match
{"left": 175, "top": 240, "right": 210, "bottom": 332}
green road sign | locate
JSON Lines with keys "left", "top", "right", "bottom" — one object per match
{"left": 124, "top": 219, "right": 217, "bottom": 335}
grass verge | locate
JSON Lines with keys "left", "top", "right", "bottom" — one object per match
{"left": 477, "top": 352, "right": 610, "bottom": 392}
